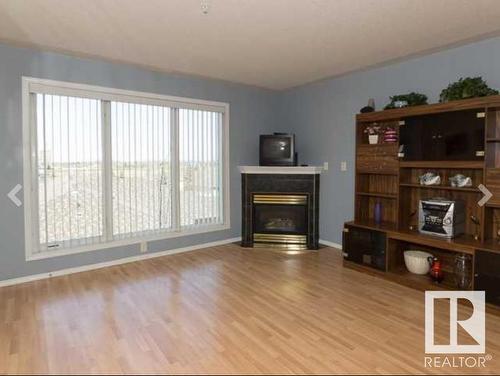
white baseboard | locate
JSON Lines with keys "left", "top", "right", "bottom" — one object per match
{"left": 319, "top": 239, "right": 342, "bottom": 249}
{"left": 0, "top": 237, "right": 241, "bottom": 288}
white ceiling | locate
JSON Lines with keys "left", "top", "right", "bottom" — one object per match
{"left": 1, "top": 0, "right": 500, "bottom": 90}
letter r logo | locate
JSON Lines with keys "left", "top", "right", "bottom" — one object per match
{"left": 425, "top": 291, "right": 485, "bottom": 354}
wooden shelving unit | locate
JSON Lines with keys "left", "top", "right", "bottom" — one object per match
{"left": 399, "top": 160, "right": 484, "bottom": 169}
{"left": 344, "top": 95, "right": 500, "bottom": 305}
{"left": 343, "top": 219, "right": 397, "bottom": 233}
{"left": 387, "top": 266, "right": 458, "bottom": 291}
{"left": 356, "top": 192, "right": 397, "bottom": 199}
{"left": 399, "top": 183, "right": 480, "bottom": 193}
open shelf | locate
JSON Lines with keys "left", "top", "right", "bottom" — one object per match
{"left": 356, "top": 174, "right": 398, "bottom": 224}
{"left": 357, "top": 142, "right": 399, "bottom": 147}
{"left": 345, "top": 220, "right": 397, "bottom": 233}
{"left": 487, "top": 108, "right": 500, "bottom": 140}
{"left": 478, "top": 240, "right": 500, "bottom": 255}
{"left": 344, "top": 261, "right": 460, "bottom": 292}
{"left": 387, "top": 266, "right": 457, "bottom": 291}
{"left": 483, "top": 206, "right": 500, "bottom": 247}
{"left": 387, "top": 237, "right": 474, "bottom": 290}
{"left": 356, "top": 192, "right": 397, "bottom": 199}
{"left": 400, "top": 161, "right": 484, "bottom": 169}
{"left": 357, "top": 171, "right": 398, "bottom": 176}
{"left": 355, "top": 196, "right": 398, "bottom": 225}
{"left": 398, "top": 184, "right": 483, "bottom": 240}
{"left": 346, "top": 220, "right": 479, "bottom": 255}
{"left": 399, "top": 183, "right": 480, "bottom": 193}
{"left": 388, "top": 229, "right": 477, "bottom": 255}
{"left": 357, "top": 121, "right": 399, "bottom": 147}
{"left": 486, "top": 144, "right": 500, "bottom": 168}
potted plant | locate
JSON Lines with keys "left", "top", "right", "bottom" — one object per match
{"left": 384, "top": 92, "right": 428, "bottom": 110}
{"left": 439, "top": 77, "right": 498, "bottom": 102}
{"left": 364, "top": 124, "right": 382, "bottom": 144}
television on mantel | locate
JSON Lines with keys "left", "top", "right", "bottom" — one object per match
{"left": 259, "top": 133, "right": 297, "bottom": 166}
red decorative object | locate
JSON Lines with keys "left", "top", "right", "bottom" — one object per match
{"left": 383, "top": 128, "right": 398, "bottom": 143}
{"left": 428, "top": 256, "right": 444, "bottom": 283}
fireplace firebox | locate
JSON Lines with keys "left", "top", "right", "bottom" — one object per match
{"left": 240, "top": 166, "right": 322, "bottom": 251}
{"left": 253, "top": 194, "right": 309, "bottom": 248}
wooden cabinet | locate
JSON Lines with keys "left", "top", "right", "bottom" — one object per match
{"left": 356, "top": 144, "right": 399, "bottom": 174}
{"left": 347, "top": 95, "right": 500, "bottom": 308}
{"left": 344, "top": 222, "right": 476, "bottom": 291}
{"left": 400, "top": 109, "right": 485, "bottom": 161}
{"left": 475, "top": 250, "right": 500, "bottom": 306}
{"left": 342, "top": 225, "right": 386, "bottom": 271}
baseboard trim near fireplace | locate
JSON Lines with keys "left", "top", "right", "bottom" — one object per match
{"left": 0, "top": 237, "right": 241, "bottom": 288}
{"left": 319, "top": 239, "right": 342, "bottom": 250}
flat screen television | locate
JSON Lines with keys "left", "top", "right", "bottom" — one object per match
{"left": 259, "top": 133, "right": 297, "bottom": 166}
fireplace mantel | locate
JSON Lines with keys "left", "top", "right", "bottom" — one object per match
{"left": 239, "top": 166, "right": 323, "bottom": 174}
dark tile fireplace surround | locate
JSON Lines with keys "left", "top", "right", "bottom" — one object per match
{"left": 241, "top": 169, "right": 320, "bottom": 250}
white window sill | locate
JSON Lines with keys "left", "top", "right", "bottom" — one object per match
{"left": 26, "top": 223, "right": 230, "bottom": 261}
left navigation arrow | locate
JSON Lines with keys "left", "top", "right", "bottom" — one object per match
{"left": 7, "top": 184, "right": 22, "bottom": 207}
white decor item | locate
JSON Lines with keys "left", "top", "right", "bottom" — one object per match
{"left": 368, "top": 134, "right": 379, "bottom": 144}
{"left": 419, "top": 172, "right": 441, "bottom": 186}
{"left": 404, "top": 250, "right": 433, "bottom": 275}
{"left": 449, "top": 174, "right": 473, "bottom": 188}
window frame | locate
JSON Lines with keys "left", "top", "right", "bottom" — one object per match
{"left": 22, "top": 77, "right": 230, "bottom": 261}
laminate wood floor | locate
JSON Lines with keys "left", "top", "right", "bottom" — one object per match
{"left": 1, "top": 244, "right": 499, "bottom": 374}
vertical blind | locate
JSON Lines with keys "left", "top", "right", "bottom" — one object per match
{"left": 111, "top": 101, "right": 173, "bottom": 238}
{"left": 29, "top": 81, "right": 227, "bottom": 255}
{"left": 36, "top": 94, "right": 103, "bottom": 251}
{"left": 179, "top": 109, "right": 223, "bottom": 228}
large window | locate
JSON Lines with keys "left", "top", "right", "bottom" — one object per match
{"left": 23, "top": 78, "right": 229, "bottom": 260}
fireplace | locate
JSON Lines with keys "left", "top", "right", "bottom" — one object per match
{"left": 240, "top": 166, "right": 322, "bottom": 251}
{"left": 252, "top": 194, "right": 308, "bottom": 249}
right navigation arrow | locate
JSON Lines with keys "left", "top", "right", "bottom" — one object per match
{"left": 478, "top": 184, "right": 492, "bottom": 206}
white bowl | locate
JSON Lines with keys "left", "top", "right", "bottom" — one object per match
{"left": 404, "top": 250, "right": 433, "bottom": 275}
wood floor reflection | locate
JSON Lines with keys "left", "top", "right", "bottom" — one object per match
{"left": 1, "top": 243, "right": 499, "bottom": 374}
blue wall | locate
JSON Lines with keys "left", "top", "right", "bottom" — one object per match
{"left": 3, "top": 35, "right": 500, "bottom": 281}
{"left": 279, "top": 36, "right": 500, "bottom": 245}
{"left": 0, "top": 43, "right": 279, "bottom": 281}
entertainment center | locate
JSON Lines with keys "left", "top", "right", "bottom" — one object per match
{"left": 343, "top": 95, "right": 500, "bottom": 307}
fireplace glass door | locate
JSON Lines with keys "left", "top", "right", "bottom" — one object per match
{"left": 254, "top": 204, "right": 307, "bottom": 235}
{"left": 252, "top": 194, "right": 309, "bottom": 248}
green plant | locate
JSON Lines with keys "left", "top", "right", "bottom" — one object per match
{"left": 384, "top": 92, "right": 428, "bottom": 110}
{"left": 363, "top": 124, "right": 382, "bottom": 135}
{"left": 439, "top": 77, "right": 498, "bottom": 102}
